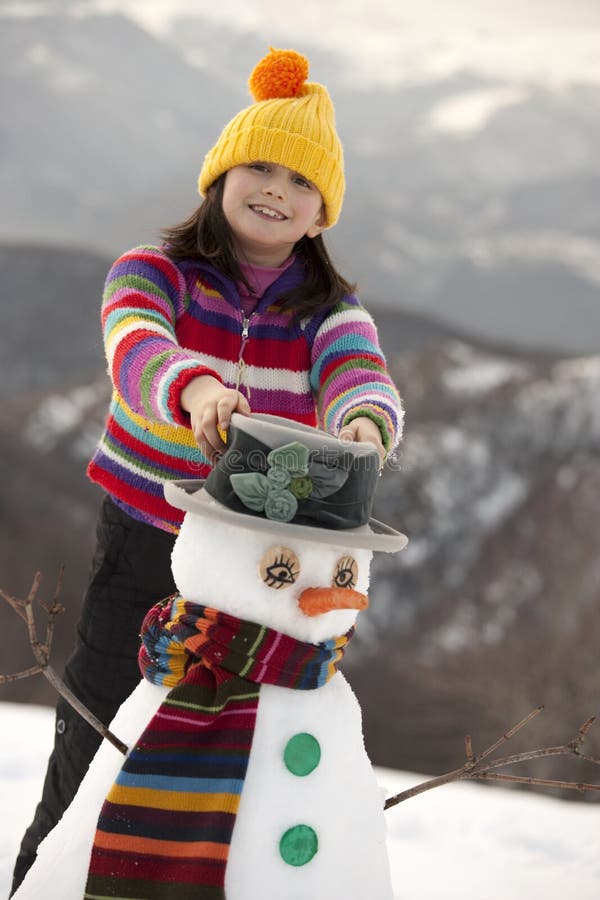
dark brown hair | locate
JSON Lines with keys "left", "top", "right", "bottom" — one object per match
{"left": 159, "top": 175, "right": 355, "bottom": 320}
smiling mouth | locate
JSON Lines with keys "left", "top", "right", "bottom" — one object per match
{"left": 249, "top": 205, "right": 287, "bottom": 221}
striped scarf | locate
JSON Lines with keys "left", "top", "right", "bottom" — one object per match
{"left": 85, "top": 594, "right": 353, "bottom": 899}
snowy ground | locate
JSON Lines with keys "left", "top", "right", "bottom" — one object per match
{"left": 1, "top": 701, "right": 599, "bottom": 900}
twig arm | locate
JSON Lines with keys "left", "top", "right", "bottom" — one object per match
{"left": 474, "top": 772, "right": 600, "bottom": 793}
{"left": 475, "top": 705, "right": 544, "bottom": 763}
{"left": 1, "top": 572, "right": 129, "bottom": 757}
{"left": 385, "top": 709, "right": 600, "bottom": 811}
{"left": 43, "top": 666, "right": 128, "bottom": 756}
{"left": 384, "top": 768, "right": 467, "bottom": 808}
{"left": 0, "top": 665, "right": 45, "bottom": 684}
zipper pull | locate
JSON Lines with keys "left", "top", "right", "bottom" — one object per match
{"left": 235, "top": 359, "right": 251, "bottom": 400}
{"left": 237, "top": 313, "right": 253, "bottom": 400}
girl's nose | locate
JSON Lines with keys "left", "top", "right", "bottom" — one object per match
{"left": 263, "top": 175, "right": 287, "bottom": 200}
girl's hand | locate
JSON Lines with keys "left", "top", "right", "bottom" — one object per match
{"left": 181, "top": 375, "right": 251, "bottom": 463}
{"left": 338, "top": 416, "right": 385, "bottom": 465}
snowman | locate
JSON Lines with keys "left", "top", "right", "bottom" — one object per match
{"left": 13, "top": 413, "right": 407, "bottom": 900}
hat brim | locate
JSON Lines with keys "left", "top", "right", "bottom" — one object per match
{"left": 165, "top": 480, "right": 408, "bottom": 554}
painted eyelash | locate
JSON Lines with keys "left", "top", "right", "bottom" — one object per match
{"left": 333, "top": 556, "right": 358, "bottom": 589}
{"left": 264, "top": 553, "right": 300, "bottom": 589}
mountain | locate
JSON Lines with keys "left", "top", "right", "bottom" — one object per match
{"left": 352, "top": 341, "right": 600, "bottom": 792}
{"left": 0, "top": 10, "right": 240, "bottom": 252}
{"left": 1, "top": 8, "right": 600, "bottom": 352}
{"left": 0, "top": 244, "right": 107, "bottom": 392}
{"left": 1, "top": 243, "right": 598, "bottom": 796}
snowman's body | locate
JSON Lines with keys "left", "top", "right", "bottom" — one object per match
{"left": 14, "top": 506, "right": 395, "bottom": 900}
{"left": 226, "top": 674, "right": 392, "bottom": 898}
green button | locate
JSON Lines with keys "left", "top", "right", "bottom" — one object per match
{"left": 283, "top": 732, "right": 321, "bottom": 776}
{"left": 279, "top": 824, "right": 318, "bottom": 866}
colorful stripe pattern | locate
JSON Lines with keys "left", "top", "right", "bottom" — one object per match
{"left": 85, "top": 595, "right": 352, "bottom": 899}
{"left": 87, "top": 245, "right": 403, "bottom": 531}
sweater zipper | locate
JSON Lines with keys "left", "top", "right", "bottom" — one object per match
{"left": 235, "top": 312, "right": 255, "bottom": 397}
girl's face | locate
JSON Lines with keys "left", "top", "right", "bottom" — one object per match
{"left": 222, "top": 162, "right": 326, "bottom": 267}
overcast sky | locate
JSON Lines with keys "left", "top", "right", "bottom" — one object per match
{"left": 88, "top": 0, "right": 600, "bottom": 87}
{"left": 7, "top": 1, "right": 600, "bottom": 87}
{"left": 108, "top": 0, "right": 600, "bottom": 31}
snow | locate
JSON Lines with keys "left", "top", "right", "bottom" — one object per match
{"left": 473, "top": 472, "right": 527, "bottom": 528}
{"left": 555, "top": 355, "right": 600, "bottom": 381}
{"left": 442, "top": 342, "right": 532, "bottom": 397}
{"left": 463, "top": 232, "right": 600, "bottom": 286}
{"left": 24, "top": 381, "right": 106, "bottom": 452}
{"left": 443, "top": 360, "right": 531, "bottom": 396}
{"left": 1, "top": 700, "right": 599, "bottom": 899}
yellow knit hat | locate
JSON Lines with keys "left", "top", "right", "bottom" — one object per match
{"left": 198, "top": 48, "right": 345, "bottom": 227}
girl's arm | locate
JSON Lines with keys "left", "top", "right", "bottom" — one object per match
{"left": 309, "top": 297, "right": 404, "bottom": 456}
{"left": 101, "top": 245, "right": 221, "bottom": 427}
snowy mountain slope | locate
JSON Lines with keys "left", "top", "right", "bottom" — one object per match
{"left": 354, "top": 342, "right": 600, "bottom": 779}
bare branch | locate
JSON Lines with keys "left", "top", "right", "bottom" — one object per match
{"left": 464, "top": 734, "right": 474, "bottom": 762}
{"left": 384, "top": 768, "right": 469, "bottom": 806}
{"left": 0, "top": 587, "right": 28, "bottom": 622}
{"left": 385, "top": 708, "right": 600, "bottom": 811}
{"left": 481, "top": 746, "right": 572, "bottom": 770}
{"left": 0, "top": 665, "right": 45, "bottom": 684}
{"left": 572, "top": 751, "right": 600, "bottom": 767}
{"left": 25, "top": 572, "right": 42, "bottom": 650}
{"left": 40, "top": 565, "right": 65, "bottom": 660}
{"left": 475, "top": 705, "right": 544, "bottom": 763}
{"left": 1, "top": 572, "right": 128, "bottom": 756}
{"left": 474, "top": 773, "right": 600, "bottom": 793}
{"left": 569, "top": 717, "right": 597, "bottom": 752}
{"left": 43, "top": 664, "right": 128, "bottom": 755}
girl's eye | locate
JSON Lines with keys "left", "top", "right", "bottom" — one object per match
{"left": 259, "top": 546, "right": 301, "bottom": 590}
{"left": 249, "top": 162, "right": 269, "bottom": 172}
{"left": 333, "top": 556, "right": 358, "bottom": 590}
{"left": 293, "top": 175, "right": 311, "bottom": 188}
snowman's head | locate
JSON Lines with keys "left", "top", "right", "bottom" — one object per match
{"left": 171, "top": 511, "right": 373, "bottom": 644}
{"left": 166, "top": 414, "right": 407, "bottom": 643}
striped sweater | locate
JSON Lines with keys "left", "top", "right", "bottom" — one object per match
{"left": 87, "top": 245, "right": 403, "bottom": 531}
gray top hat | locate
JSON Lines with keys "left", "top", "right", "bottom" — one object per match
{"left": 165, "top": 413, "right": 408, "bottom": 553}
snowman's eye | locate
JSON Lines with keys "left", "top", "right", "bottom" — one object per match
{"left": 259, "top": 546, "right": 301, "bottom": 590}
{"left": 333, "top": 556, "right": 358, "bottom": 589}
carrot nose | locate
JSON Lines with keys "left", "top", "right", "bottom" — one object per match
{"left": 298, "top": 586, "right": 369, "bottom": 618}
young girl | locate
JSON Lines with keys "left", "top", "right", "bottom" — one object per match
{"left": 11, "top": 47, "right": 403, "bottom": 893}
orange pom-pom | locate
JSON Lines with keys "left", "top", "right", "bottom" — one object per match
{"left": 249, "top": 48, "right": 309, "bottom": 102}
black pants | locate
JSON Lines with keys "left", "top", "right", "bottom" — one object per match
{"left": 11, "top": 496, "right": 177, "bottom": 896}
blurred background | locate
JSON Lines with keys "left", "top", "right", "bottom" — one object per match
{"left": 1, "top": 0, "right": 599, "bottom": 795}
